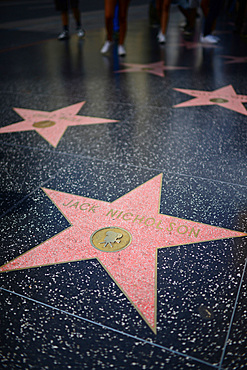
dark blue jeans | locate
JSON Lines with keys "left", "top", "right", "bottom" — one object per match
{"left": 203, "top": 0, "right": 222, "bottom": 36}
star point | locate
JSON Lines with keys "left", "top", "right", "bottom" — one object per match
{"left": 221, "top": 55, "right": 247, "bottom": 64}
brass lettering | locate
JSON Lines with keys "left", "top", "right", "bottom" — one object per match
{"left": 177, "top": 225, "right": 188, "bottom": 235}
{"left": 155, "top": 220, "right": 163, "bottom": 230}
{"left": 122, "top": 212, "right": 133, "bottom": 221}
{"left": 106, "top": 209, "right": 118, "bottom": 217}
{"left": 69, "top": 201, "right": 79, "bottom": 209}
{"left": 167, "top": 222, "right": 175, "bottom": 232}
{"left": 63, "top": 199, "right": 73, "bottom": 207}
{"left": 88, "top": 205, "right": 99, "bottom": 213}
{"left": 189, "top": 227, "right": 200, "bottom": 237}
{"left": 116, "top": 211, "right": 123, "bottom": 219}
{"left": 80, "top": 203, "right": 90, "bottom": 210}
{"left": 145, "top": 218, "right": 156, "bottom": 226}
{"left": 133, "top": 215, "right": 145, "bottom": 224}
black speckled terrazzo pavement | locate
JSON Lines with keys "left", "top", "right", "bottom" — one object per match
{"left": 0, "top": 1, "right": 247, "bottom": 369}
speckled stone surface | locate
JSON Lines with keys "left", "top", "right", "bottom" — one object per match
{"left": 0, "top": 1, "right": 246, "bottom": 369}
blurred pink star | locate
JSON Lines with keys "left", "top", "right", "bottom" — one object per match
{"left": 179, "top": 40, "right": 219, "bottom": 49}
{"left": 116, "top": 61, "right": 188, "bottom": 77}
{"left": 221, "top": 55, "right": 247, "bottom": 64}
{"left": 0, "top": 102, "right": 118, "bottom": 147}
{"left": 173, "top": 85, "right": 247, "bottom": 116}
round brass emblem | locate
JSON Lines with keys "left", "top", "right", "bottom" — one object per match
{"left": 209, "top": 98, "right": 228, "bottom": 103}
{"left": 90, "top": 227, "right": 132, "bottom": 252}
{"left": 33, "top": 120, "right": 56, "bottom": 128}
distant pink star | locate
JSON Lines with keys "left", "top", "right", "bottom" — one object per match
{"left": 116, "top": 61, "right": 188, "bottom": 77}
{"left": 0, "top": 102, "right": 118, "bottom": 147}
{"left": 173, "top": 85, "right": 247, "bottom": 116}
{"left": 221, "top": 55, "right": 247, "bottom": 64}
{"left": 179, "top": 40, "right": 219, "bottom": 49}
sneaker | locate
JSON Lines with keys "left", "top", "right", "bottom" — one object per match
{"left": 200, "top": 34, "right": 219, "bottom": 44}
{"left": 211, "top": 33, "right": 220, "bottom": 41}
{"left": 157, "top": 30, "right": 166, "bottom": 44}
{"left": 57, "top": 30, "right": 69, "bottom": 40}
{"left": 118, "top": 45, "right": 126, "bottom": 56}
{"left": 183, "top": 25, "right": 194, "bottom": 35}
{"left": 101, "top": 40, "right": 113, "bottom": 54}
{"left": 77, "top": 28, "right": 85, "bottom": 38}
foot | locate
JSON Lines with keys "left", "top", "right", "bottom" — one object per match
{"left": 77, "top": 28, "right": 85, "bottom": 38}
{"left": 101, "top": 40, "right": 113, "bottom": 54}
{"left": 157, "top": 30, "right": 166, "bottom": 44}
{"left": 118, "top": 45, "right": 126, "bottom": 56}
{"left": 183, "top": 25, "right": 194, "bottom": 35}
{"left": 57, "top": 30, "right": 69, "bottom": 40}
{"left": 200, "top": 34, "right": 219, "bottom": 44}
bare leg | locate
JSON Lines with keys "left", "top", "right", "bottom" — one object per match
{"left": 104, "top": 0, "right": 117, "bottom": 41}
{"left": 118, "top": 0, "right": 130, "bottom": 45}
{"left": 61, "top": 11, "right": 69, "bottom": 27}
{"left": 72, "top": 7, "right": 81, "bottom": 27}
{"left": 156, "top": 0, "right": 171, "bottom": 35}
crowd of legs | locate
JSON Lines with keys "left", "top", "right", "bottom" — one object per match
{"left": 54, "top": 0, "right": 247, "bottom": 55}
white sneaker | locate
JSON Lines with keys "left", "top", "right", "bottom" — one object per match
{"left": 118, "top": 45, "right": 126, "bottom": 56}
{"left": 77, "top": 28, "right": 85, "bottom": 38}
{"left": 157, "top": 30, "right": 166, "bottom": 44}
{"left": 200, "top": 34, "right": 219, "bottom": 44}
{"left": 101, "top": 40, "right": 113, "bottom": 54}
{"left": 57, "top": 30, "right": 69, "bottom": 40}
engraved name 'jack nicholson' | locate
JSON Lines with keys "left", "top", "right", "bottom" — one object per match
{"left": 90, "top": 227, "right": 132, "bottom": 252}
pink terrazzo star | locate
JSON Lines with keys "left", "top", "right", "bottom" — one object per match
{"left": 173, "top": 84, "right": 247, "bottom": 116}
{"left": 221, "top": 55, "right": 247, "bottom": 64}
{"left": 179, "top": 40, "right": 219, "bottom": 49}
{"left": 1, "top": 174, "right": 245, "bottom": 332}
{"left": 0, "top": 102, "right": 118, "bottom": 147}
{"left": 116, "top": 61, "right": 188, "bottom": 77}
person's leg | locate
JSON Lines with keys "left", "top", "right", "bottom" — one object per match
{"left": 118, "top": 0, "right": 130, "bottom": 45}
{"left": 178, "top": 4, "right": 189, "bottom": 21}
{"left": 56, "top": 0, "right": 70, "bottom": 39}
{"left": 72, "top": 7, "right": 81, "bottom": 27}
{"left": 200, "top": 0, "right": 209, "bottom": 18}
{"left": 156, "top": 0, "right": 162, "bottom": 22}
{"left": 61, "top": 11, "right": 69, "bottom": 28}
{"left": 203, "top": 0, "right": 221, "bottom": 36}
{"left": 104, "top": 0, "right": 117, "bottom": 42}
{"left": 58, "top": 10, "right": 69, "bottom": 39}
{"left": 156, "top": 0, "right": 171, "bottom": 42}
{"left": 101, "top": 0, "right": 117, "bottom": 53}
{"left": 187, "top": 6, "right": 197, "bottom": 30}
{"left": 234, "top": 0, "right": 247, "bottom": 34}
{"left": 178, "top": 5, "right": 197, "bottom": 32}
{"left": 72, "top": 5, "right": 85, "bottom": 37}
{"left": 160, "top": 0, "right": 171, "bottom": 35}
